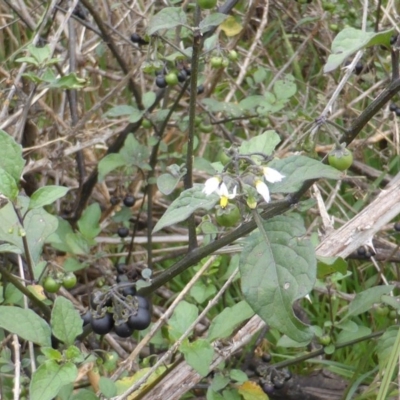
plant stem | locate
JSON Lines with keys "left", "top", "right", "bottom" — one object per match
{"left": 184, "top": 6, "right": 202, "bottom": 251}
{"left": 0, "top": 266, "right": 51, "bottom": 319}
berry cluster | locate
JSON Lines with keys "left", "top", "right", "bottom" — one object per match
{"left": 389, "top": 103, "right": 400, "bottom": 117}
{"left": 84, "top": 265, "right": 151, "bottom": 337}
{"left": 43, "top": 272, "right": 77, "bottom": 293}
{"left": 155, "top": 66, "right": 190, "bottom": 89}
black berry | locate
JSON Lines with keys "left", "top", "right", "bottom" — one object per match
{"left": 177, "top": 70, "right": 187, "bottom": 82}
{"left": 116, "top": 274, "right": 128, "bottom": 284}
{"left": 394, "top": 222, "right": 400, "bottom": 231}
{"left": 81, "top": 311, "right": 92, "bottom": 326}
{"left": 354, "top": 62, "right": 364, "bottom": 75}
{"left": 390, "top": 103, "right": 397, "bottom": 112}
{"left": 390, "top": 34, "right": 398, "bottom": 46}
{"left": 395, "top": 108, "right": 400, "bottom": 117}
{"left": 117, "top": 227, "right": 129, "bottom": 238}
{"left": 261, "top": 353, "right": 271, "bottom": 363}
{"left": 197, "top": 84, "right": 205, "bottom": 94}
{"left": 357, "top": 246, "right": 366, "bottom": 256}
{"left": 114, "top": 322, "right": 134, "bottom": 338}
{"left": 137, "top": 296, "right": 150, "bottom": 310}
{"left": 110, "top": 196, "right": 120, "bottom": 206}
{"left": 127, "top": 307, "right": 151, "bottom": 330}
{"left": 116, "top": 263, "right": 127, "bottom": 274}
{"left": 130, "top": 33, "right": 148, "bottom": 45}
{"left": 155, "top": 75, "right": 167, "bottom": 88}
{"left": 121, "top": 284, "right": 137, "bottom": 297}
{"left": 91, "top": 312, "right": 114, "bottom": 335}
{"left": 273, "top": 381, "right": 284, "bottom": 390}
{"left": 184, "top": 66, "right": 191, "bottom": 76}
{"left": 262, "top": 383, "right": 274, "bottom": 395}
{"left": 123, "top": 195, "right": 136, "bottom": 207}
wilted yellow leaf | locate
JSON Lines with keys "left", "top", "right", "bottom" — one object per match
{"left": 238, "top": 380, "right": 269, "bottom": 400}
{"left": 220, "top": 16, "right": 243, "bottom": 37}
{"left": 27, "top": 284, "right": 46, "bottom": 301}
{"left": 115, "top": 365, "right": 168, "bottom": 399}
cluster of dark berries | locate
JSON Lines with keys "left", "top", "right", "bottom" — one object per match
{"left": 252, "top": 353, "right": 291, "bottom": 395}
{"left": 356, "top": 245, "right": 375, "bottom": 259}
{"left": 113, "top": 195, "right": 136, "bottom": 238}
{"left": 83, "top": 266, "right": 151, "bottom": 337}
{"left": 130, "top": 33, "right": 149, "bottom": 46}
{"left": 260, "top": 369, "right": 291, "bottom": 394}
{"left": 389, "top": 103, "right": 400, "bottom": 117}
{"left": 155, "top": 66, "right": 191, "bottom": 89}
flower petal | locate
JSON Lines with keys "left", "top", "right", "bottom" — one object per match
{"left": 203, "top": 176, "right": 220, "bottom": 195}
{"left": 263, "top": 167, "right": 285, "bottom": 183}
{"left": 255, "top": 180, "right": 270, "bottom": 203}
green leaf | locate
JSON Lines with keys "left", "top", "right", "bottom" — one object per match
{"left": 0, "top": 306, "right": 51, "bottom": 346}
{"left": 99, "top": 377, "right": 117, "bottom": 398}
{"left": 230, "top": 369, "right": 248, "bottom": 384}
{"left": 105, "top": 105, "right": 136, "bottom": 117}
{"left": 0, "top": 168, "right": 19, "bottom": 200}
{"left": 41, "top": 347, "right": 63, "bottom": 361}
{"left": 268, "top": 155, "right": 342, "bottom": 193}
{"left": 344, "top": 285, "right": 395, "bottom": 319}
{"left": 273, "top": 75, "right": 297, "bottom": 100}
{"left": 239, "top": 95, "right": 266, "bottom": 111}
{"left": 376, "top": 326, "right": 398, "bottom": 372}
{"left": 239, "top": 130, "right": 281, "bottom": 157}
{"left": 128, "top": 108, "right": 144, "bottom": 123}
{"left": 199, "top": 13, "right": 228, "bottom": 33}
{"left": 147, "top": 7, "right": 187, "bottom": 35}
{"left": 0, "top": 199, "right": 58, "bottom": 264}
{"left": 202, "top": 98, "right": 242, "bottom": 117}
{"left": 65, "top": 232, "right": 92, "bottom": 255}
{"left": 25, "top": 207, "right": 59, "bottom": 263}
{"left": 77, "top": 203, "right": 101, "bottom": 239}
{"left": 240, "top": 214, "right": 316, "bottom": 343}
{"left": 180, "top": 339, "right": 214, "bottom": 377}
{"left": 46, "top": 73, "right": 86, "bottom": 89}
{"left": 190, "top": 281, "right": 217, "bottom": 304}
{"left": 336, "top": 325, "right": 371, "bottom": 344}
{"left": 51, "top": 297, "right": 83, "bottom": 345}
{"left": 0, "top": 129, "right": 25, "bottom": 182}
{"left": 98, "top": 154, "right": 127, "bottom": 182}
{"left": 157, "top": 173, "right": 180, "bottom": 195}
{"left": 0, "top": 243, "right": 22, "bottom": 254}
{"left": 381, "top": 295, "right": 400, "bottom": 310}
{"left": 16, "top": 56, "right": 39, "bottom": 66}
{"left": 27, "top": 44, "right": 51, "bottom": 64}
{"left": 120, "top": 135, "right": 151, "bottom": 170}
{"left": 324, "top": 28, "right": 394, "bottom": 73}
{"left": 168, "top": 301, "right": 198, "bottom": 341}
{"left": 29, "top": 186, "right": 69, "bottom": 210}
{"left": 143, "top": 91, "right": 156, "bottom": 109}
{"left": 208, "top": 301, "right": 254, "bottom": 342}
{"left": 30, "top": 360, "right": 78, "bottom": 400}
{"left": 153, "top": 185, "right": 218, "bottom": 233}
{"left": 317, "top": 256, "right": 347, "bottom": 278}
{"left": 211, "top": 374, "right": 230, "bottom": 391}
{"left": 70, "top": 389, "right": 99, "bottom": 400}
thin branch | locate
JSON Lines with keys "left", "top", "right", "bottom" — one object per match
{"left": 79, "top": 0, "right": 143, "bottom": 109}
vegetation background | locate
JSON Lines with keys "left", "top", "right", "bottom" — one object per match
{"left": 0, "top": 0, "right": 400, "bottom": 399}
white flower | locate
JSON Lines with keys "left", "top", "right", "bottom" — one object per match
{"left": 203, "top": 176, "right": 221, "bottom": 195}
{"left": 262, "top": 167, "right": 285, "bottom": 183}
{"left": 217, "top": 183, "right": 237, "bottom": 208}
{"left": 255, "top": 180, "right": 270, "bottom": 203}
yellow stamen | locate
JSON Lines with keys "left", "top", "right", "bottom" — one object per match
{"left": 220, "top": 196, "right": 229, "bottom": 209}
